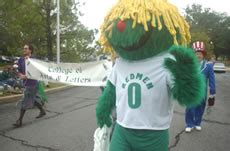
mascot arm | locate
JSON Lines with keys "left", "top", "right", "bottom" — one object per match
{"left": 96, "top": 81, "right": 116, "bottom": 128}
{"left": 164, "top": 45, "right": 205, "bottom": 107}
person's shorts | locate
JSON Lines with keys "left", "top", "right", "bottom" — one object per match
{"left": 110, "top": 124, "right": 169, "bottom": 151}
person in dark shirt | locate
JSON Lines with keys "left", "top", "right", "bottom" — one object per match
{"left": 13, "top": 44, "right": 46, "bottom": 127}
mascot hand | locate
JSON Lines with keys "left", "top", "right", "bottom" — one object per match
{"left": 96, "top": 112, "right": 112, "bottom": 128}
{"left": 96, "top": 81, "right": 116, "bottom": 128}
{"left": 164, "top": 45, "right": 206, "bottom": 107}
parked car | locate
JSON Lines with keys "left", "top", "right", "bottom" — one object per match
{"left": 213, "top": 62, "right": 226, "bottom": 73}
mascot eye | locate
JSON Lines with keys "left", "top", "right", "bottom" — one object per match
{"left": 116, "top": 20, "right": 126, "bottom": 32}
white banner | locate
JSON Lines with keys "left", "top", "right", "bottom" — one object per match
{"left": 25, "top": 58, "right": 112, "bottom": 86}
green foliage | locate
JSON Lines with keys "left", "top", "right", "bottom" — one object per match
{"left": 0, "top": 0, "right": 44, "bottom": 57}
{"left": 0, "top": 0, "right": 97, "bottom": 62}
{"left": 185, "top": 4, "right": 230, "bottom": 58}
{"left": 95, "top": 41, "right": 105, "bottom": 56}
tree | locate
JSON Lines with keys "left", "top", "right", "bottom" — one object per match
{"left": 0, "top": 0, "right": 45, "bottom": 57}
{"left": 185, "top": 4, "right": 230, "bottom": 59}
{"left": 33, "top": 0, "right": 98, "bottom": 62}
{"left": 0, "top": 0, "right": 97, "bottom": 62}
{"left": 57, "top": 1, "right": 98, "bottom": 62}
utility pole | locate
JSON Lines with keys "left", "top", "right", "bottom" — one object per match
{"left": 57, "top": 0, "right": 60, "bottom": 63}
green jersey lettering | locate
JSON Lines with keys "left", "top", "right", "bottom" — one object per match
{"left": 128, "top": 83, "right": 141, "bottom": 109}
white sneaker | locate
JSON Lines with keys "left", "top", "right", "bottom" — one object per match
{"left": 185, "top": 127, "right": 193, "bottom": 133}
{"left": 195, "top": 126, "right": 202, "bottom": 131}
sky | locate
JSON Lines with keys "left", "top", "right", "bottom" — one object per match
{"left": 79, "top": 0, "right": 230, "bottom": 30}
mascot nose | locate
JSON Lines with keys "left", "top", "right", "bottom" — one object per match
{"left": 116, "top": 20, "right": 126, "bottom": 32}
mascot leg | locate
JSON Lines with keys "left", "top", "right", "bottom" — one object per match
{"left": 110, "top": 124, "right": 131, "bottom": 151}
{"left": 110, "top": 124, "right": 169, "bottom": 151}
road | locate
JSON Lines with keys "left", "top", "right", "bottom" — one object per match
{"left": 0, "top": 72, "right": 230, "bottom": 151}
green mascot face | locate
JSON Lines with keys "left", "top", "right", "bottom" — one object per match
{"left": 105, "top": 19, "right": 176, "bottom": 60}
{"left": 99, "top": 0, "right": 191, "bottom": 61}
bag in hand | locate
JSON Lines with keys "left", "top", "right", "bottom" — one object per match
{"left": 93, "top": 125, "right": 112, "bottom": 151}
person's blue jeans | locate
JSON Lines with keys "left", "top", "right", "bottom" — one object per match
{"left": 185, "top": 100, "right": 206, "bottom": 127}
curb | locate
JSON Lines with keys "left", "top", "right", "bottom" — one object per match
{"left": 0, "top": 85, "right": 72, "bottom": 105}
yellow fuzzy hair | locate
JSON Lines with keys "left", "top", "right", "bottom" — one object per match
{"left": 99, "top": 0, "right": 191, "bottom": 55}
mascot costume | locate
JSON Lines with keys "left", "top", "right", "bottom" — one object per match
{"left": 96, "top": 0, "right": 205, "bottom": 150}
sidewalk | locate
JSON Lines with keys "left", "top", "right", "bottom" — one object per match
{"left": 0, "top": 85, "right": 72, "bottom": 104}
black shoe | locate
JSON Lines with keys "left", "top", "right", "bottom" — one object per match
{"left": 36, "top": 111, "right": 46, "bottom": 119}
{"left": 13, "top": 120, "right": 22, "bottom": 128}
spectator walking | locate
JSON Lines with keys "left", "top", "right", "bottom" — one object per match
{"left": 185, "top": 41, "right": 216, "bottom": 132}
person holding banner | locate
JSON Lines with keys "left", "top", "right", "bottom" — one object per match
{"left": 13, "top": 44, "right": 46, "bottom": 127}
